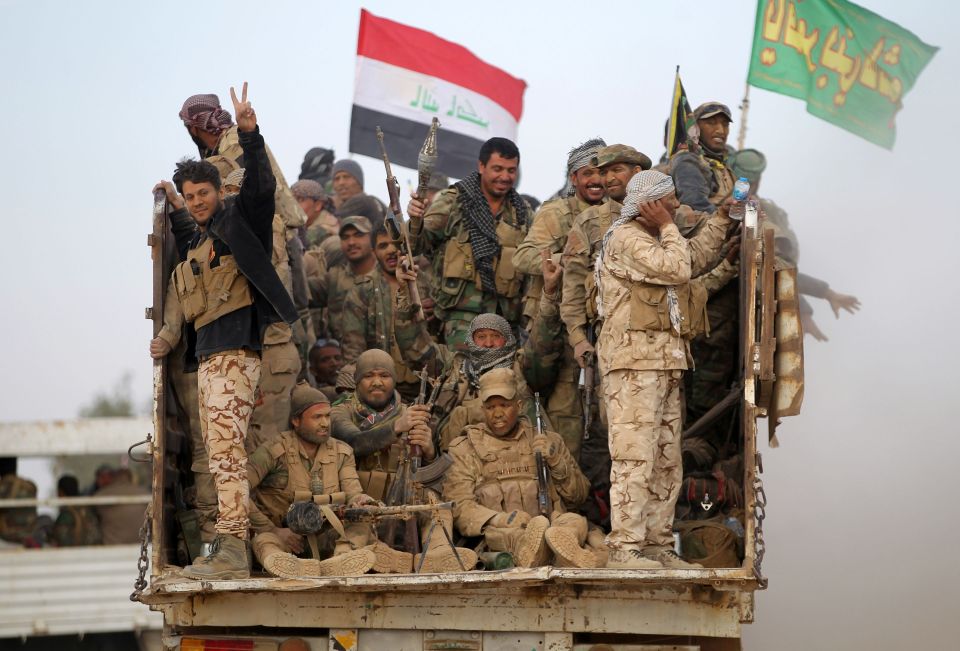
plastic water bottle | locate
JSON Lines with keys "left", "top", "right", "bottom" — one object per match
{"left": 729, "top": 177, "right": 751, "bottom": 221}
{"left": 724, "top": 515, "right": 745, "bottom": 538}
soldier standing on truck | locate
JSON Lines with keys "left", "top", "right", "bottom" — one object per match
{"left": 512, "top": 138, "right": 607, "bottom": 460}
{"left": 330, "top": 349, "right": 477, "bottom": 572}
{"left": 157, "top": 84, "right": 299, "bottom": 581}
{"left": 444, "top": 368, "right": 604, "bottom": 568}
{"left": 246, "top": 383, "right": 395, "bottom": 578}
{"left": 595, "top": 171, "right": 733, "bottom": 569}
{"left": 406, "top": 137, "right": 529, "bottom": 350}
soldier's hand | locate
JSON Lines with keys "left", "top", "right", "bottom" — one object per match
{"left": 801, "top": 313, "right": 828, "bottom": 342}
{"left": 274, "top": 527, "right": 304, "bottom": 554}
{"left": 153, "top": 180, "right": 185, "bottom": 210}
{"left": 717, "top": 197, "right": 736, "bottom": 220}
{"left": 394, "top": 404, "right": 431, "bottom": 434}
{"left": 407, "top": 194, "right": 426, "bottom": 219}
{"left": 149, "top": 337, "right": 172, "bottom": 359}
{"left": 407, "top": 424, "right": 436, "bottom": 460}
{"left": 229, "top": 82, "right": 257, "bottom": 132}
{"left": 421, "top": 296, "right": 436, "bottom": 320}
{"left": 637, "top": 199, "right": 673, "bottom": 229}
{"left": 541, "top": 250, "right": 562, "bottom": 295}
{"left": 532, "top": 434, "right": 560, "bottom": 465}
{"left": 573, "top": 340, "right": 595, "bottom": 369}
{"left": 349, "top": 493, "right": 380, "bottom": 507}
{"left": 488, "top": 510, "right": 531, "bottom": 529}
{"left": 724, "top": 236, "right": 741, "bottom": 263}
{"left": 825, "top": 289, "right": 861, "bottom": 319}
{"left": 396, "top": 258, "right": 419, "bottom": 284}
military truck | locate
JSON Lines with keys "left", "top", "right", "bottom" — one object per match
{"left": 136, "top": 195, "right": 802, "bottom": 650}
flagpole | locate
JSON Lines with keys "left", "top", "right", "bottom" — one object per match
{"left": 737, "top": 83, "right": 750, "bottom": 151}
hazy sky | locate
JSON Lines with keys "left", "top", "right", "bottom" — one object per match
{"left": 1, "top": 0, "right": 957, "bottom": 648}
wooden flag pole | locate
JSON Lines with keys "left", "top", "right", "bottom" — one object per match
{"left": 737, "top": 83, "right": 751, "bottom": 151}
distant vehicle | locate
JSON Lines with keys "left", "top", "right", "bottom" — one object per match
{"left": 0, "top": 417, "right": 163, "bottom": 650}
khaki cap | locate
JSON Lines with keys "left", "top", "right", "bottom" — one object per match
{"left": 693, "top": 101, "right": 733, "bottom": 122}
{"left": 592, "top": 144, "right": 652, "bottom": 171}
{"left": 338, "top": 215, "right": 373, "bottom": 236}
{"left": 290, "top": 382, "right": 330, "bottom": 419}
{"left": 479, "top": 367, "right": 519, "bottom": 402}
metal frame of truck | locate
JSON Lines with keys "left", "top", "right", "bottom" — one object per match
{"left": 137, "top": 198, "right": 802, "bottom": 651}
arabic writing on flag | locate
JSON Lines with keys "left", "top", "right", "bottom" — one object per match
{"left": 349, "top": 9, "right": 527, "bottom": 179}
{"left": 747, "top": 0, "right": 937, "bottom": 149}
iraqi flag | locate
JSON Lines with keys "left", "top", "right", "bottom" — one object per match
{"left": 349, "top": 9, "right": 527, "bottom": 179}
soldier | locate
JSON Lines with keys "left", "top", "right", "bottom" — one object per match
{"left": 512, "top": 138, "right": 607, "bottom": 458}
{"left": 444, "top": 368, "right": 603, "bottom": 567}
{"left": 395, "top": 253, "right": 565, "bottom": 449}
{"left": 94, "top": 468, "right": 149, "bottom": 545}
{"left": 728, "top": 148, "right": 860, "bottom": 342}
{"left": 406, "top": 137, "right": 529, "bottom": 350}
{"left": 52, "top": 475, "right": 101, "bottom": 547}
{"left": 246, "top": 383, "right": 400, "bottom": 578}
{"left": 292, "top": 179, "right": 340, "bottom": 250}
{"left": 309, "top": 338, "right": 343, "bottom": 400}
{"left": 310, "top": 216, "right": 378, "bottom": 342}
{"left": 340, "top": 223, "right": 432, "bottom": 402}
{"left": 330, "top": 350, "right": 477, "bottom": 572}
{"left": 0, "top": 473, "right": 38, "bottom": 546}
{"left": 669, "top": 102, "right": 736, "bottom": 214}
{"left": 157, "top": 84, "right": 298, "bottom": 580}
{"left": 595, "top": 171, "right": 733, "bottom": 569}
{"left": 559, "top": 144, "right": 652, "bottom": 525}
{"left": 331, "top": 159, "right": 387, "bottom": 221}
{"left": 178, "top": 91, "right": 306, "bottom": 232}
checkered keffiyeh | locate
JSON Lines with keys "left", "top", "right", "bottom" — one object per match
{"left": 454, "top": 172, "right": 527, "bottom": 296}
{"left": 179, "top": 94, "right": 234, "bottom": 135}
{"left": 566, "top": 138, "right": 606, "bottom": 176}
{"left": 464, "top": 313, "right": 518, "bottom": 390}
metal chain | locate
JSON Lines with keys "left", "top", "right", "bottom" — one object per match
{"left": 751, "top": 452, "right": 768, "bottom": 590}
{"left": 130, "top": 502, "right": 152, "bottom": 602}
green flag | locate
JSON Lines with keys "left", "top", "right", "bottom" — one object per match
{"left": 747, "top": 0, "right": 937, "bottom": 149}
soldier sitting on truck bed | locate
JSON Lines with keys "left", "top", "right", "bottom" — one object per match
{"left": 393, "top": 252, "right": 565, "bottom": 451}
{"left": 331, "top": 350, "right": 477, "bottom": 573}
{"left": 444, "top": 368, "right": 606, "bottom": 568}
{"left": 247, "top": 383, "right": 387, "bottom": 578}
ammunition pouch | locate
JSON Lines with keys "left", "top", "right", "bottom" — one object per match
{"left": 173, "top": 238, "right": 253, "bottom": 328}
{"left": 628, "top": 282, "right": 708, "bottom": 339}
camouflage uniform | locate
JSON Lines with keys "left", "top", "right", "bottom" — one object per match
{"left": 247, "top": 430, "right": 373, "bottom": 564}
{"left": 444, "top": 420, "right": 595, "bottom": 563}
{"left": 393, "top": 286, "right": 565, "bottom": 450}
{"left": 409, "top": 187, "right": 528, "bottom": 350}
{"left": 305, "top": 209, "right": 340, "bottom": 250}
{"left": 53, "top": 506, "right": 102, "bottom": 547}
{"left": 597, "top": 207, "right": 730, "bottom": 552}
{"left": 310, "top": 260, "right": 377, "bottom": 341}
{"left": 514, "top": 195, "right": 600, "bottom": 458}
{"left": 340, "top": 269, "right": 432, "bottom": 402}
{"left": 0, "top": 475, "right": 37, "bottom": 544}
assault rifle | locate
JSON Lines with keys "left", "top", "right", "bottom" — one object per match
{"left": 376, "top": 126, "right": 425, "bottom": 322}
{"left": 533, "top": 392, "right": 553, "bottom": 517}
{"left": 286, "top": 500, "right": 453, "bottom": 535}
{"left": 580, "top": 325, "right": 596, "bottom": 440}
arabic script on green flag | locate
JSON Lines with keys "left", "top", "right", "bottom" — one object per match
{"left": 748, "top": 0, "right": 937, "bottom": 149}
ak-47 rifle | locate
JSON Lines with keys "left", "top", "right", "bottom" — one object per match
{"left": 580, "top": 325, "right": 596, "bottom": 440}
{"left": 533, "top": 392, "right": 553, "bottom": 517}
{"left": 287, "top": 500, "right": 453, "bottom": 536}
{"left": 376, "top": 126, "right": 425, "bottom": 322}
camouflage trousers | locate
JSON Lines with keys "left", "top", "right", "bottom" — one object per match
{"left": 197, "top": 349, "right": 261, "bottom": 540}
{"left": 603, "top": 369, "right": 683, "bottom": 551}
{"left": 546, "top": 344, "right": 584, "bottom": 461}
{"left": 247, "top": 339, "right": 300, "bottom": 453}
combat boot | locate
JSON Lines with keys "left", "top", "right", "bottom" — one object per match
{"left": 182, "top": 533, "right": 250, "bottom": 580}
{"left": 544, "top": 526, "right": 601, "bottom": 568}
{"left": 415, "top": 544, "right": 478, "bottom": 573}
{"left": 605, "top": 548, "right": 663, "bottom": 570}
{"left": 642, "top": 548, "right": 703, "bottom": 569}
{"left": 367, "top": 541, "right": 414, "bottom": 574}
{"left": 511, "top": 515, "right": 550, "bottom": 568}
{"left": 263, "top": 548, "right": 376, "bottom": 578}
